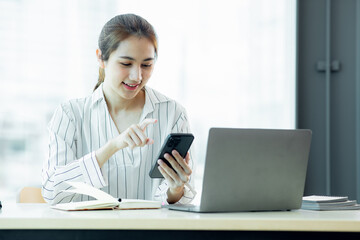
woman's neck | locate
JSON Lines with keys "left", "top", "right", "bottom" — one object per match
{"left": 102, "top": 86, "right": 145, "bottom": 115}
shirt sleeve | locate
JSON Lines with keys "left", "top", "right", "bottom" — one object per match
{"left": 154, "top": 107, "right": 196, "bottom": 204}
{"left": 41, "top": 104, "right": 106, "bottom": 205}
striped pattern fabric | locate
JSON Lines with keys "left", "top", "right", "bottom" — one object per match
{"left": 41, "top": 84, "right": 195, "bottom": 205}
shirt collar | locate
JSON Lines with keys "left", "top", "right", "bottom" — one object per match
{"left": 90, "top": 84, "right": 170, "bottom": 114}
{"left": 141, "top": 86, "right": 170, "bottom": 119}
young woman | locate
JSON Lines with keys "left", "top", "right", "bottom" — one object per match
{"left": 41, "top": 14, "right": 195, "bottom": 205}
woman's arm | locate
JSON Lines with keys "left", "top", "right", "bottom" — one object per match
{"left": 154, "top": 109, "right": 196, "bottom": 204}
{"left": 42, "top": 104, "right": 158, "bottom": 205}
{"left": 95, "top": 119, "right": 157, "bottom": 168}
{"left": 42, "top": 105, "right": 106, "bottom": 205}
{"left": 158, "top": 151, "right": 192, "bottom": 204}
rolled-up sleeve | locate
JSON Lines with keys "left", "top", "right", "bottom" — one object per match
{"left": 41, "top": 104, "right": 106, "bottom": 205}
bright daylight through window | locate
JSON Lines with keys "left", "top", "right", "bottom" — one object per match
{"left": 0, "top": 0, "right": 296, "bottom": 201}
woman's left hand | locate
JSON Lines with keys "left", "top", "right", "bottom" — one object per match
{"left": 157, "top": 150, "right": 192, "bottom": 203}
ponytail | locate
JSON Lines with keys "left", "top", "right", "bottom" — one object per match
{"left": 93, "top": 67, "right": 105, "bottom": 91}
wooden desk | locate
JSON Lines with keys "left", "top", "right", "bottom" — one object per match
{"left": 1, "top": 202, "right": 360, "bottom": 239}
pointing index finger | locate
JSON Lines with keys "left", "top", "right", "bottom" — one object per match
{"left": 140, "top": 118, "right": 158, "bottom": 130}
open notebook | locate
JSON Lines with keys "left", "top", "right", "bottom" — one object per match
{"left": 51, "top": 182, "right": 161, "bottom": 211}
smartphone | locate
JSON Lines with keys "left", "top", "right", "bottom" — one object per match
{"left": 149, "top": 133, "right": 194, "bottom": 178}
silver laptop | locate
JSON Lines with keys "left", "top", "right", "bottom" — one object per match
{"left": 167, "top": 128, "right": 312, "bottom": 213}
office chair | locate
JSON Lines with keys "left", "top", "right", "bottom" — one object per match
{"left": 18, "top": 187, "right": 46, "bottom": 203}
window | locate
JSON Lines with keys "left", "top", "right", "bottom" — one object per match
{"left": 0, "top": 0, "right": 296, "bottom": 201}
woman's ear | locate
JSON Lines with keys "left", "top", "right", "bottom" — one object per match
{"left": 96, "top": 49, "right": 105, "bottom": 68}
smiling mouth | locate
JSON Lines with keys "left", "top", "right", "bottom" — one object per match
{"left": 122, "top": 82, "right": 141, "bottom": 91}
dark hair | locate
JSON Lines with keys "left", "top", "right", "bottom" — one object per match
{"left": 94, "top": 14, "right": 158, "bottom": 91}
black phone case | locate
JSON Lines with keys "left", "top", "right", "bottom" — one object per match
{"left": 149, "top": 133, "right": 194, "bottom": 178}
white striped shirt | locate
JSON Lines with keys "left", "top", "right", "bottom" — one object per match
{"left": 41, "top": 84, "right": 195, "bottom": 205}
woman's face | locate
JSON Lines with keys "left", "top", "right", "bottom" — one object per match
{"left": 102, "top": 35, "right": 155, "bottom": 100}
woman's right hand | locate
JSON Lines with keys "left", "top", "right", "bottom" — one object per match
{"left": 96, "top": 118, "right": 157, "bottom": 168}
{"left": 114, "top": 118, "right": 158, "bottom": 150}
